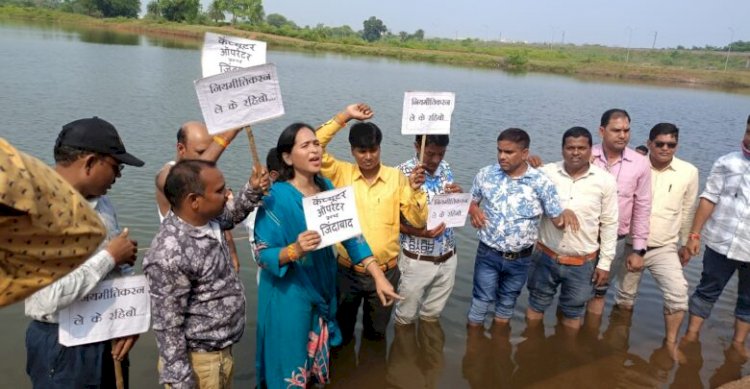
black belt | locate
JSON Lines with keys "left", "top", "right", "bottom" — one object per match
{"left": 483, "top": 242, "right": 534, "bottom": 260}
{"left": 618, "top": 234, "right": 628, "bottom": 241}
{"left": 646, "top": 245, "right": 663, "bottom": 252}
{"left": 403, "top": 249, "right": 455, "bottom": 264}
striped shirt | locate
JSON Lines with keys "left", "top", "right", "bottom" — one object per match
{"left": 700, "top": 151, "right": 750, "bottom": 262}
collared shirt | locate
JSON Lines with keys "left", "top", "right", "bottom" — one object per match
{"left": 24, "top": 196, "right": 121, "bottom": 323}
{"left": 648, "top": 156, "right": 699, "bottom": 247}
{"left": 539, "top": 162, "right": 619, "bottom": 271}
{"left": 317, "top": 118, "right": 428, "bottom": 265}
{"left": 470, "top": 163, "right": 563, "bottom": 253}
{"left": 143, "top": 183, "right": 262, "bottom": 388}
{"left": 700, "top": 151, "right": 750, "bottom": 262}
{"left": 591, "top": 145, "right": 652, "bottom": 250}
{"left": 398, "top": 156, "right": 456, "bottom": 256}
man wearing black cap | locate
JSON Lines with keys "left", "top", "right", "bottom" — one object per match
{"left": 25, "top": 117, "right": 144, "bottom": 389}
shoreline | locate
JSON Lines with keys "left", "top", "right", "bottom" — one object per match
{"left": 2, "top": 6, "right": 750, "bottom": 94}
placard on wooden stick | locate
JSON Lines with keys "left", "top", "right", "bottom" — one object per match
{"left": 200, "top": 32, "right": 272, "bottom": 167}
{"left": 202, "top": 32, "right": 267, "bottom": 78}
{"left": 401, "top": 91, "right": 455, "bottom": 135}
{"left": 401, "top": 91, "right": 455, "bottom": 162}
{"left": 195, "top": 63, "right": 285, "bottom": 135}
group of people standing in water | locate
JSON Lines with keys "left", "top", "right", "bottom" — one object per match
{"left": 14, "top": 103, "right": 749, "bottom": 388}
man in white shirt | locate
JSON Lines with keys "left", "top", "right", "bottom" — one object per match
{"left": 683, "top": 115, "right": 750, "bottom": 358}
{"left": 526, "top": 127, "right": 618, "bottom": 330}
{"left": 615, "top": 123, "right": 698, "bottom": 354}
{"left": 25, "top": 117, "right": 143, "bottom": 388}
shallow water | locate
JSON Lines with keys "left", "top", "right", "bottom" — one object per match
{"left": 0, "top": 21, "right": 748, "bottom": 388}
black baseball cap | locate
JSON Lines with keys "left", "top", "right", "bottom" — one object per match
{"left": 56, "top": 117, "right": 144, "bottom": 167}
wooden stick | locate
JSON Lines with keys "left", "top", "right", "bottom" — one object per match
{"left": 244, "top": 126, "right": 261, "bottom": 168}
{"left": 113, "top": 340, "right": 124, "bottom": 389}
{"left": 244, "top": 126, "right": 269, "bottom": 195}
{"left": 418, "top": 134, "right": 427, "bottom": 164}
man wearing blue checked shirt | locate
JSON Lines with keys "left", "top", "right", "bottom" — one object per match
{"left": 396, "top": 134, "right": 463, "bottom": 325}
{"left": 682, "top": 115, "right": 750, "bottom": 358}
{"left": 467, "top": 128, "right": 579, "bottom": 327}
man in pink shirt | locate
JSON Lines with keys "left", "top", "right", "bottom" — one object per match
{"left": 587, "top": 109, "right": 652, "bottom": 315}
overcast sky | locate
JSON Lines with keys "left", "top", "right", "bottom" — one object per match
{"left": 237, "top": 0, "right": 748, "bottom": 48}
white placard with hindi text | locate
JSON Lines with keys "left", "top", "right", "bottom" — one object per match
{"left": 59, "top": 275, "right": 151, "bottom": 347}
{"left": 201, "top": 32, "right": 267, "bottom": 77}
{"left": 401, "top": 91, "right": 455, "bottom": 135}
{"left": 195, "top": 63, "right": 285, "bottom": 135}
{"left": 303, "top": 186, "right": 362, "bottom": 249}
{"left": 426, "top": 193, "right": 473, "bottom": 230}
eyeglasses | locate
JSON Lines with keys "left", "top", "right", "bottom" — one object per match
{"left": 100, "top": 157, "right": 124, "bottom": 174}
{"left": 654, "top": 141, "right": 677, "bottom": 149}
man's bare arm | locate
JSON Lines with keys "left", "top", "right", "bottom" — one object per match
{"left": 155, "top": 166, "right": 171, "bottom": 217}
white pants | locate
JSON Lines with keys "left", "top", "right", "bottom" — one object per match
{"left": 394, "top": 250, "right": 458, "bottom": 325}
{"left": 615, "top": 244, "right": 689, "bottom": 314}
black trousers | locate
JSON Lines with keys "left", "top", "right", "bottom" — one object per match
{"left": 336, "top": 265, "right": 400, "bottom": 344}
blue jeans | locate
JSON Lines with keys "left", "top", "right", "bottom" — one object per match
{"left": 527, "top": 251, "right": 596, "bottom": 319}
{"left": 468, "top": 241, "right": 532, "bottom": 323}
{"left": 689, "top": 246, "right": 750, "bottom": 323}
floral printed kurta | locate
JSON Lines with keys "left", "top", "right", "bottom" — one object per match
{"left": 144, "top": 183, "right": 262, "bottom": 388}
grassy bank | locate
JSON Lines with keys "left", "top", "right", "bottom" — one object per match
{"left": 3, "top": 5, "right": 750, "bottom": 93}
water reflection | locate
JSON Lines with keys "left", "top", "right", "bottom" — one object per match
{"left": 709, "top": 344, "right": 749, "bottom": 388}
{"left": 0, "top": 19, "right": 201, "bottom": 50}
{"left": 77, "top": 29, "right": 140, "bottom": 45}
{"left": 462, "top": 322, "right": 513, "bottom": 388}
{"left": 330, "top": 337, "right": 387, "bottom": 389}
{"left": 386, "top": 320, "right": 445, "bottom": 388}
{"left": 457, "top": 306, "right": 732, "bottom": 388}
{"left": 142, "top": 35, "right": 201, "bottom": 50}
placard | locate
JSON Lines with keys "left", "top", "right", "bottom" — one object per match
{"left": 401, "top": 91, "right": 455, "bottom": 135}
{"left": 302, "top": 186, "right": 362, "bottom": 249}
{"left": 195, "top": 63, "right": 284, "bottom": 135}
{"left": 202, "top": 32, "right": 267, "bottom": 77}
{"left": 59, "top": 275, "right": 150, "bottom": 347}
{"left": 426, "top": 193, "right": 472, "bottom": 230}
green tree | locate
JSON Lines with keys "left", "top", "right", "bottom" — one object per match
{"left": 362, "top": 16, "right": 387, "bottom": 42}
{"left": 61, "top": 0, "right": 100, "bottom": 16}
{"left": 207, "top": 0, "right": 224, "bottom": 22}
{"left": 728, "top": 40, "right": 750, "bottom": 52}
{"left": 96, "top": 0, "right": 139, "bottom": 17}
{"left": 412, "top": 29, "right": 424, "bottom": 40}
{"left": 266, "top": 12, "right": 296, "bottom": 28}
{"left": 145, "top": 0, "right": 159, "bottom": 17}
{"left": 157, "top": 0, "right": 199, "bottom": 22}
{"left": 224, "top": 0, "right": 263, "bottom": 24}
{"left": 57, "top": 0, "right": 138, "bottom": 17}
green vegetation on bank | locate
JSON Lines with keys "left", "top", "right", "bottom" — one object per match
{"left": 2, "top": 4, "right": 750, "bottom": 92}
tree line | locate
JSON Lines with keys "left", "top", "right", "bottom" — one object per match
{"left": 677, "top": 41, "right": 750, "bottom": 53}
{"left": 3, "top": 0, "right": 747, "bottom": 55}
{"left": 0, "top": 0, "right": 426, "bottom": 44}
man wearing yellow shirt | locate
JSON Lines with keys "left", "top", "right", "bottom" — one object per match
{"left": 316, "top": 103, "right": 427, "bottom": 345}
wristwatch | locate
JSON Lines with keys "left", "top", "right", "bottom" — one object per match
{"left": 635, "top": 248, "right": 647, "bottom": 257}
